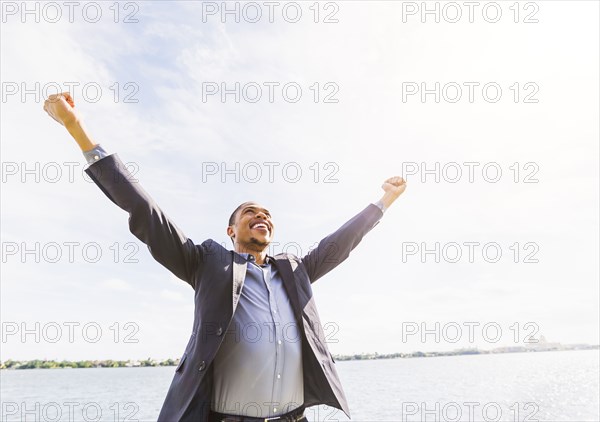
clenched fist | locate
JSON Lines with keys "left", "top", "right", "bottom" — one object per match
{"left": 43, "top": 92, "right": 96, "bottom": 152}
{"left": 376, "top": 176, "right": 407, "bottom": 211}
{"left": 382, "top": 176, "right": 407, "bottom": 197}
{"left": 43, "top": 92, "right": 79, "bottom": 127}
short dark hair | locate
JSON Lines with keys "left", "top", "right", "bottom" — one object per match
{"left": 228, "top": 201, "right": 256, "bottom": 227}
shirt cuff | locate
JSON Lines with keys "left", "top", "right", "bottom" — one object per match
{"left": 83, "top": 144, "right": 109, "bottom": 165}
{"left": 372, "top": 200, "right": 386, "bottom": 214}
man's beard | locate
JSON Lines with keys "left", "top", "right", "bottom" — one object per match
{"left": 249, "top": 236, "right": 269, "bottom": 249}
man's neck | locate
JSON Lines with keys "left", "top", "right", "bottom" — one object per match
{"left": 234, "top": 245, "right": 268, "bottom": 265}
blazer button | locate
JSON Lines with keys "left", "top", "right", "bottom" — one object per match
{"left": 198, "top": 361, "right": 206, "bottom": 371}
{"left": 216, "top": 327, "right": 223, "bottom": 336}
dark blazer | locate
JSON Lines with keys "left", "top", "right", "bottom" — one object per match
{"left": 85, "top": 154, "right": 383, "bottom": 421}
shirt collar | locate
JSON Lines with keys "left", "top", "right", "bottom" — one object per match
{"left": 236, "top": 251, "right": 273, "bottom": 265}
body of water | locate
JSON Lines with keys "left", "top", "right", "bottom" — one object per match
{"left": 1, "top": 350, "right": 598, "bottom": 421}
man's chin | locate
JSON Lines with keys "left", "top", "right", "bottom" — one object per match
{"left": 249, "top": 237, "right": 270, "bottom": 248}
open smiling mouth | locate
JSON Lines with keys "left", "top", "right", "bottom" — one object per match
{"left": 250, "top": 222, "right": 270, "bottom": 233}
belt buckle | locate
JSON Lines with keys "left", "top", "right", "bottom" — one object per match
{"left": 263, "top": 408, "right": 303, "bottom": 422}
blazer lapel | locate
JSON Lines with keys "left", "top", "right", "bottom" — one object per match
{"left": 273, "top": 257, "right": 302, "bottom": 323}
{"left": 232, "top": 251, "right": 248, "bottom": 311}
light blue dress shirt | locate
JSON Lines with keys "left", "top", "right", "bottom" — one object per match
{"left": 211, "top": 252, "right": 304, "bottom": 417}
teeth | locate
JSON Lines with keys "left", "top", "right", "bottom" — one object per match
{"left": 252, "top": 223, "right": 268, "bottom": 230}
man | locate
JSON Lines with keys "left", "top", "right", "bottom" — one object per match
{"left": 43, "top": 93, "right": 407, "bottom": 421}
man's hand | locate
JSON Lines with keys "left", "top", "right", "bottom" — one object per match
{"left": 43, "top": 92, "right": 97, "bottom": 152}
{"left": 382, "top": 176, "right": 406, "bottom": 196}
{"left": 43, "top": 92, "right": 79, "bottom": 128}
{"left": 378, "top": 176, "right": 407, "bottom": 211}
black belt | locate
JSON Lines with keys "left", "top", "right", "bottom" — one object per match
{"left": 209, "top": 406, "right": 305, "bottom": 422}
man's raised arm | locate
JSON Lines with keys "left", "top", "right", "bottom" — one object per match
{"left": 43, "top": 92, "right": 202, "bottom": 288}
{"left": 302, "top": 177, "right": 407, "bottom": 283}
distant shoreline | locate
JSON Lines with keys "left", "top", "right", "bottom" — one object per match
{"left": 2, "top": 343, "right": 597, "bottom": 370}
{"left": 332, "top": 343, "right": 599, "bottom": 361}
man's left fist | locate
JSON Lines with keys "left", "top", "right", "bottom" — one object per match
{"left": 382, "top": 176, "right": 407, "bottom": 198}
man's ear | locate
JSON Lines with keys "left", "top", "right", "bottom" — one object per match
{"left": 226, "top": 225, "right": 235, "bottom": 238}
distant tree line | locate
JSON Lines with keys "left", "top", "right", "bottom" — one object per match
{"left": 2, "top": 344, "right": 597, "bottom": 369}
{"left": 1, "top": 358, "right": 178, "bottom": 370}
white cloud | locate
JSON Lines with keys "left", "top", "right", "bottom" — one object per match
{"left": 159, "top": 289, "right": 186, "bottom": 302}
{"left": 101, "top": 278, "right": 133, "bottom": 292}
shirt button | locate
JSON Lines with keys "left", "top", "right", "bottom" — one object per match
{"left": 273, "top": 408, "right": 277, "bottom": 413}
{"left": 277, "top": 373, "right": 281, "bottom": 379}
{"left": 277, "top": 340, "right": 282, "bottom": 345}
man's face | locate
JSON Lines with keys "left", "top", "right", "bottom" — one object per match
{"left": 227, "top": 203, "right": 275, "bottom": 250}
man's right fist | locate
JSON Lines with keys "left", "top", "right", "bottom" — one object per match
{"left": 43, "top": 92, "right": 79, "bottom": 127}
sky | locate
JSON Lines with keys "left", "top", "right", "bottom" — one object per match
{"left": 1, "top": 1, "right": 598, "bottom": 362}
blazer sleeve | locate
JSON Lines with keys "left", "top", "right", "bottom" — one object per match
{"left": 301, "top": 203, "right": 383, "bottom": 283}
{"left": 84, "top": 153, "right": 201, "bottom": 288}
